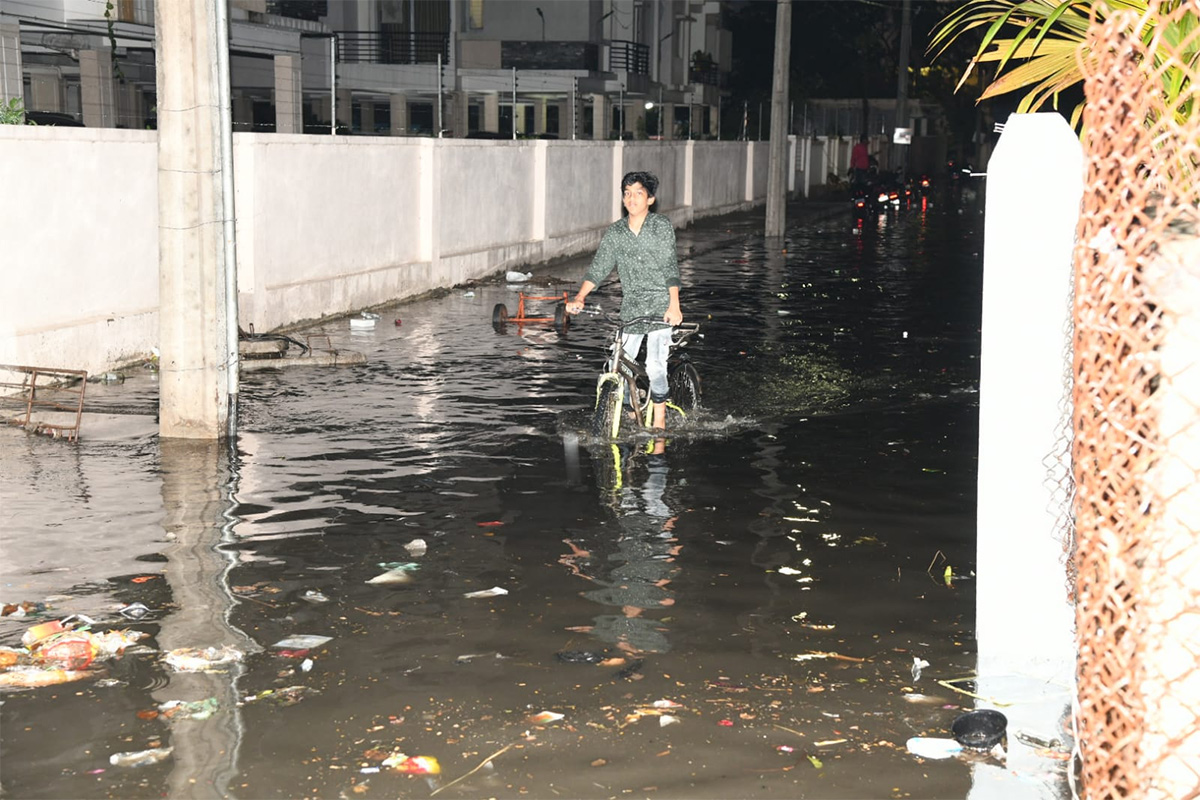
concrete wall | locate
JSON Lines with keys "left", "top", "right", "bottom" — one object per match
{"left": 0, "top": 126, "right": 159, "bottom": 371}
{"left": 2, "top": 129, "right": 782, "bottom": 374}
{"left": 691, "top": 141, "right": 750, "bottom": 213}
{"left": 233, "top": 133, "right": 428, "bottom": 333}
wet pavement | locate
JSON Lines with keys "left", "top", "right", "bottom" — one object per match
{"left": 2, "top": 193, "right": 1066, "bottom": 798}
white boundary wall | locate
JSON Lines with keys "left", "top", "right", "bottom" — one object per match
{"left": 0, "top": 128, "right": 774, "bottom": 374}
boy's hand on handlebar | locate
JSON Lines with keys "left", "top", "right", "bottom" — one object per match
{"left": 663, "top": 307, "right": 683, "bottom": 326}
{"left": 565, "top": 299, "right": 585, "bottom": 315}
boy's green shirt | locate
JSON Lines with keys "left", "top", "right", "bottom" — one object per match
{"left": 584, "top": 212, "right": 680, "bottom": 335}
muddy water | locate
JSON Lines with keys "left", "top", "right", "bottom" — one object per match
{"left": 1, "top": 199, "right": 991, "bottom": 799}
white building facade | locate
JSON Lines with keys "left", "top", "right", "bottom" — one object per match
{"left": 0, "top": 0, "right": 731, "bottom": 140}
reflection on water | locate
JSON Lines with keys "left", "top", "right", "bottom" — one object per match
{"left": 566, "top": 443, "right": 681, "bottom": 656}
{"left": 154, "top": 439, "right": 256, "bottom": 799}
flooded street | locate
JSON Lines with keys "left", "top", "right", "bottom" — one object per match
{"left": 2, "top": 196, "right": 998, "bottom": 799}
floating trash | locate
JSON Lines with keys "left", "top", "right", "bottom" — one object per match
{"left": 271, "top": 635, "right": 332, "bottom": 650}
{"left": 2, "top": 601, "right": 48, "bottom": 617}
{"left": 403, "top": 539, "right": 427, "bottom": 557}
{"left": 301, "top": 590, "right": 330, "bottom": 604}
{"left": 241, "top": 685, "right": 318, "bottom": 707}
{"left": 367, "top": 564, "right": 419, "bottom": 585}
{"left": 912, "top": 657, "right": 931, "bottom": 681}
{"left": 382, "top": 753, "right": 440, "bottom": 775}
{"left": 463, "top": 586, "right": 507, "bottom": 599}
{"left": 163, "top": 646, "right": 244, "bottom": 673}
{"left": 505, "top": 271, "right": 533, "bottom": 283}
{"left": 118, "top": 603, "right": 151, "bottom": 620}
{"left": 0, "top": 666, "right": 96, "bottom": 689}
{"left": 21, "top": 620, "right": 67, "bottom": 649}
{"left": 555, "top": 650, "right": 605, "bottom": 664}
{"left": 109, "top": 747, "right": 173, "bottom": 768}
{"left": 157, "top": 698, "right": 219, "bottom": 722}
{"left": 952, "top": 709, "right": 1008, "bottom": 750}
{"left": 906, "top": 737, "right": 963, "bottom": 760}
{"left": 527, "top": 711, "right": 564, "bottom": 724}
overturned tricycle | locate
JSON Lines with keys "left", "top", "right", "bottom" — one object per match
{"left": 493, "top": 291, "right": 571, "bottom": 334}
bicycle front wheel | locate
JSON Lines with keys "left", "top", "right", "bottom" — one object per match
{"left": 591, "top": 378, "right": 623, "bottom": 439}
{"left": 669, "top": 361, "right": 702, "bottom": 411}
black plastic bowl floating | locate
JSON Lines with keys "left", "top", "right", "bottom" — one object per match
{"left": 952, "top": 709, "right": 1009, "bottom": 750}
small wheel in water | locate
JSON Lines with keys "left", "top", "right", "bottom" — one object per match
{"left": 492, "top": 303, "right": 509, "bottom": 332}
{"left": 554, "top": 303, "right": 570, "bottom": 334}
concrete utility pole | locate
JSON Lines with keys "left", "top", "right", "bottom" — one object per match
{"left": 891, "top": 0, "right": 912, "bottom": 174}
{"left": 155, "top": 1, "right": 233, "bottom": 439}
{"left": 765, "top": 0, "right": 792, "bottom": 237}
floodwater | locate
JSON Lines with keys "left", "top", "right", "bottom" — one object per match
{"left": 1, "top": 195, "right": 1015, "bottom": 799}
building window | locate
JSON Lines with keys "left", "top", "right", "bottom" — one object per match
{"left": 469, "top": 0, "right": 484, "bottom": 29}
{"left": 546, "top": 105, "right": 559, "bottom": 135}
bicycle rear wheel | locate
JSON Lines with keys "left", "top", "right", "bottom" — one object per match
{"left": 591, "top": 379, "right": 623, "bottom": 439}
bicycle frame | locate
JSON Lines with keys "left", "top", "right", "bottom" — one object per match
{"left": 593, "top": 315, "right": 700, "bottom": 436}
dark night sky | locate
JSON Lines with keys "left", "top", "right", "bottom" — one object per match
{"left": 721, "top": 0, "right": 996, "bottom": 141}
{"left": 726, "top": 0, "right": 971, "bottom": 101}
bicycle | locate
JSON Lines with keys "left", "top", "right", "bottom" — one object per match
{"left": 589, "top": 314, "right": 702, "bottom": 439}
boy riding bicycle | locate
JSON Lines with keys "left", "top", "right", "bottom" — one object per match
{"left": 565, "top": 171, "right": 682, "bottom": 430}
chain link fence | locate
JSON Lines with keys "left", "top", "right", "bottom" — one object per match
{"left": 1072, "top": 2, "right": 1200, "bottom": 797}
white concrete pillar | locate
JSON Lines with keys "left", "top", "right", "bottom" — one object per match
{"left": 683, "top": 139, "right": 694, "bottom": 208}
{"left": 155, "top": 0, "right": 231, "bottom": 438}
{"left": 971, "top": 112, "right": 1081, "bottom": 798}
{"left": 389, "top": 93, "right": 408, "bottom": 135}
{"left": 447, "top": 91, "right": 468, "bottom": 138}
{"left": 534, "top": 97, "right": 547, "bottom": 135}
{"left": 745, "top": 140, "right": 754, "bottom": 201}
{"left": 1, "top": 20, "right": 24, "bottom": 106}
{"left": 590, "top": 93, "right": 607, "bottom": 140}
{"left": 273, "top": 54, "right": 301, "bottom": 134}
{"left": 532, "top": 140, "right": 547, "bottom": 240}
{"left": 662, "top": 102, "right": 674, "bottom": 140}
{"left": 483, "top": 92, "right": 499, "bottom": 133}
{"left": 79, "top": 49, "right": 117, "bottom": 127}
{"left": 611, "top": 140, "right": 624, "bottom": 220}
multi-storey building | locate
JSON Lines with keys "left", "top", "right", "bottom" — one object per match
{"left": 0, "top": 0, "right": 731, "bottom": 140}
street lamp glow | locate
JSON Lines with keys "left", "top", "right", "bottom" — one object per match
{"left": 644, "top": 101, "right": 654, "bottom": 110}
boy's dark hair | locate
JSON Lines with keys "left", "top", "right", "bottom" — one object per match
{"left": 621, "top": 171, "right": 658, "bottom": 199}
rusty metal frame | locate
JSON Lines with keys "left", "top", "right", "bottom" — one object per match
{"left": 0, "top": 364, "right": 88, "bottom": 442}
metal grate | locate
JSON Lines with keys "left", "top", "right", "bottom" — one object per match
{"left": 0, "top": 364, "right": 88, "bottom": 442}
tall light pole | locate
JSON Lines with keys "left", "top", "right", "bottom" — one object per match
{"left": 892, "top": 0, "right": 912, "bottom": 175}
{"left": 765, "top": 0, "right": 792, "bottom": 237}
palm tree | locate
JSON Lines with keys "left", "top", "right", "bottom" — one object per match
{"left": 928, "top": 0, "right": 1198, "bottom": 128}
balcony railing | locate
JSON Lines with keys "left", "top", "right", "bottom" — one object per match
{"left": 689, "top": 58, "right": 723, "bottom": 87}
{"left": 337, "top": 31, "right": 450, "bottom": 65}
{"left": 609, "top": 39, "right": 649, "bottom": 75}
